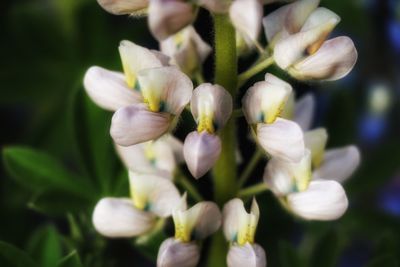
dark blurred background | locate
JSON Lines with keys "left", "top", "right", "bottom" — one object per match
{"left": 1, "top": 0, "right": 399, "bottom": 266}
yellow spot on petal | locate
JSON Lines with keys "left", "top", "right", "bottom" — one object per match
{"left": 237, "top": 213, "right": 258, "bottom": 245}
{"left": 130, "top": 184, "right": 148, "bottom": 211}
{"left": 121, "top": 57, "right": 137, "bottom": 89}
{"left": 196, "top": 93, "right": 215, "bottom": 133}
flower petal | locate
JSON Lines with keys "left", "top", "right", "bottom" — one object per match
{"left": 148, "top": 0, "right": 196, "bottom": 41}
{"left": 183, "top": 131, "right": 222, "bottom": 179}
{"left": 157, "top": 238, "right": 200, "bottom": 267}
{"left": 191, "top": 83, "right": 233, "bottom": 132}
{"left": 230, "top": 0, "right": 263, "bottom": 45}
{"left": 119, "top": 40, "right": 164, "bottom": 88}
{"left": 92, "top": 197, "right": 155, "bottom": 237}
{"left": 83, "top": 66, "right": 142, "bottom": 111}
{"left": 294, "top": 93, "right": 315, "bottom": 130}
{"left": 115, "top": 138, "right": 176, "bottom": 178}
{"left": 304, "top": 128, "right": 328, "bottom": 168}
{"left": 264, "top": 149, "right": 312, "bottom": 195}
{"left": 290, "top": 36, "right": 358, "bottom": 81}
{"left": 161, "top": 26, "right": 212, "bottom": 76}
{"left": 227, "top": 243, "right": 267, "bottom": 267}
{"left": 257, "top": 118, "right": 305, "bottom": 162}
{"left": 313, "top": 145, "right": 361, "bottom": 183}
{"left": 162, "top": 134, "right": 185, "bottom": 163}
{"left": 197, "top": 0, "right": 230, "bottom": 13}
{"left": 287, "top": 180, "right": 348, "bottom": 220}
{"left": 96, "top": 0, "right": 148, "bottom": 15}
{"left": 222, "top": 198, "right": 259, "bottom": 245}
{"left": 137, "top": 66, "right": 193, "bottom": 114}
{"left": 110, "top": 104, "right": 171, "bottom": 146}
{"left": 263, "top": 0, "right": 319, "bottom": 43}
{"left": 242, "top": 74, "right": 292, "bottom": 124}
{"left": 273, "top": 12, "right": 340, "bottom": 69}
{"left": 129, "top": 172, "right": 182, "bottom": 217}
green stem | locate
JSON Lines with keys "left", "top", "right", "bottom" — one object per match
{"left": 238, "top": 183, "right": 269, "bottom": 198}
{"left": 175, "top": 169, "right": 203, "bottom": 202}
{"left": 237, "top": 56, "right": 274, "bottom": 88}
{"left": 238, "top": 148, "right": 263, "bottom": 188}
{"left": 212, "top": 14, "right": 238, "bottom": 205}
{"left": 194, "top": 70, "right": 205, "bottom": 85}
{"left": 207, "top": 14, "right": 238, "bottom": 267}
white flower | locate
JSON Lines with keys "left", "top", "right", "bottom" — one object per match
{"left": 92, "top": 172, "right": 181, "bottom": 237}
{"left": 157, "top": 237, "right": 200, "bottom": 267}
{"left": 115, "top": 134, "right": 183, "bottom": 178}
{"left": 148, "top": 0, "right": 197, "bottom": 41}
{"left": 230, "top": 0, "right": 263, "bottom": 49}
{"left": 183, "top": 84, "right": 232, "bottom": 178}
{"left": 304, "top": 128, "right": 328, "bottom": 168}
{"left": 269, "top": 4, "right": 358, "bottom": 81}
{"left": 96, "top": 0, "right": 149, "bottom": 15}
{"left": 173, "top": 193, "right": 222, "bottom": 242}
{"left": 110, "top": 66, "right": 193, "bottom": 146}
{"left": 227, "top": 243, "right": 267, "bottom": 267}
{"left": 263, "top": 149, "right": 349, "bottom": 220}
{"left": 281, "top": 93, "right": 316, "bottom": 131}
{"left": 160, "top": 26, "right": 212, "bottom": 76}
{"left": 223, "top": 198, "right": 267, "bottom": 267}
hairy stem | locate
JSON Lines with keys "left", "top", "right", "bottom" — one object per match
{"left": 238, "top": 147, "right": 264, "bottom": 188}
{"left": 175, "top": 169, "right": 203, "bottom": 202}
{"left": 238, "top": 183, "right": 269, "bottom": 198}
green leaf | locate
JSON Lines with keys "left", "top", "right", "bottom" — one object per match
{"left": 57, "top": 251, "right": 83, "bottom": 267}
{"left": 70, "top": 86, "right": 120, "bottom": 195}
{"left": 0, "top": 241, "right": 38, "bottom": 267}
{"left": 3, "top": 146, "right": 96, "bottom": 200}
{"left": 26, "top": 225, "right": 62, "bottom": 267}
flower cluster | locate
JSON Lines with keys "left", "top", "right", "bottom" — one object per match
{"left": 85, "top": 0, "right": 360, "bottom": 266}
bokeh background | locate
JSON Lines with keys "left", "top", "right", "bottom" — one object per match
{"left": 1, "top": 0, "right": 400, "bottom": 266}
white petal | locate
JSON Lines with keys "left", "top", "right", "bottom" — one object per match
{"left": 313, "top": 145, "right": 361, "bottom": 183}
{"left": 110, "top": 104, "right": 171, "bottom": 146}
{"left": 115, "top": 138, "right": 176, "bottom": 178}
{"left": 294, "top": 93, "right": 315, "bottom": 130}
{"left": 119, "top": 40, "right": 164, "bottom": 88}
{"left": 183, "top": 131, "right": 222, "bottom": 179}
{"left": 257, "top": 118, "right": 305, "bottom": 162}
{"left": 304, "top": 128, "right": 328, "bottom": 167}
{"left": 264, "top": 149, "right": 312, "bottom": 195}
{"left": 290, "top": 36, "right": 358, "bottom": 81}
{"left": 287, "top": 180, "right": 348, "bottom": 220}
{"left": 300, "top": 7, "right": 341, "bottom": 32}
{"left": 242, "top": 74, "right": 292, "bottom": 124}
{"left": 191, "top": 83, "right": 233, "bottom": 131}
{"left": 273, "top": 14, "right": 340, "bottom": 69}
{"left": 150, "top": 50, "right": 171, "bottom": 66}
{"left": 137, "top": 66, "right": 193, "bottom": 115}
{"left": 161, "top": 26, "right": 212, "bottom": 76}
{"left": 129, "top": 172, "right": 182, "bottom": 217}
{"left": 96, "top": 0, "right": 148, "bottom": 15}
{"left": 157, "top": 238, "right": 200, "bottom": 267}
{"left": 83, "top": 66, "right": 142, "bottom": 111}
{"left": 222, "top": 198, "right": 259, "bottom": 244}
{"left": 148, "top": 0, "right": 196, "bottom": 41}
{"left": 197, "top": 0, "right": 230, "bottom": 13}
{"left": 92, "top": 197, "right": 155, "bottom": 237}
{"left": 263, "top": 0, "right": 319, "bottom": 43}
{"left": 230, "top": 0, "right": 263, "bottom": 45}
{"left": 227, "top": 243, "right": 267, "bottom": 267}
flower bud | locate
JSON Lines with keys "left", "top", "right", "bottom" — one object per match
{"left": 287, "top": 180, "right": 348, "bottom": 220}
{"left": 157, "top": 238, "right": 200, "bottom": 267}
{"left": 148, "top": 0, "right": 196, "bottom": 41}
{"left": 92, "top": 197, "right": 155, "bottom": 237}
{"left": 110, "top": 103, "right": 171, "bottom": 146}
{"left": 191, "top": 83, "right": 233, "bottom": 133}
{"left": 242, "top": 74, "right": 292, "bottom": 125}
{"left": 84, "top": 66, "right": 142, "bottom": 111}
{"left": 257, "top": 118, "right": 305, "bottom": 162}
{"left": 183, "top": 131, "right": 222, "bottom": 179}
{"left": 227, "top": 243, "right": 267, "bottom": 267}
{"left": 313, "top": 145, "right": 360, "bottom": 183}
{"left": 96, "top": 0, "right": 148, "bottom": 15}
{"left": 160, "top": 26, "right": 212, "bottom": 76}
{"left": 304, "top": 128, "right": 328, "bottom": 168}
